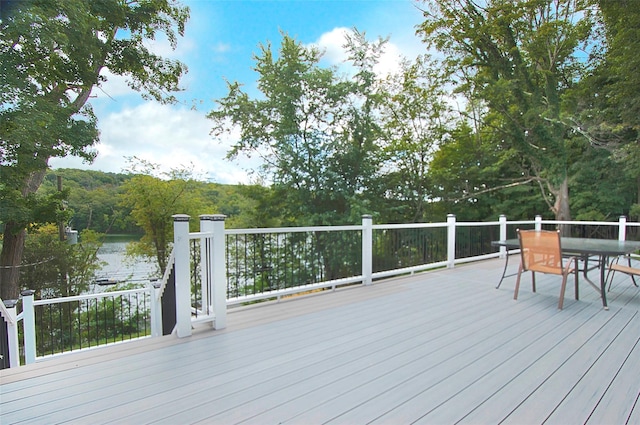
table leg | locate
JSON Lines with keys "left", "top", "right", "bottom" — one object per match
{"left": 581, "top": 255, "right": 602, "bottom": 293}
{"left": 496, "top": 250, "right": 510, "bottom": 289}
{"left": 600, "top": 255, "right": 609, "bottom": 310}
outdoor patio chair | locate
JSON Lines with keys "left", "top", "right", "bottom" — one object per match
{"left": 514, "top": 229, "right": 578, "bottom": 310}
{"left": 606, "top": 255, "right": 639, "bottom": 291}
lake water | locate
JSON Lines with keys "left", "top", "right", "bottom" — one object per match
{"left": 95, "top": 236, "right": 158, "bottom": 287}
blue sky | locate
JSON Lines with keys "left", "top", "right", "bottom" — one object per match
{"left": 50, "top": 0, "right": 427, "bottom": 184}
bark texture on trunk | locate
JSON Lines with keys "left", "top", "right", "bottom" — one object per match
{"left": 0, "top": 225, "right": 27, "bottom": 300}
{"left": 0, "top": 168, "right": 48, "bottom": 300}
{"left": 553, "top": 177, "right": 572, "bottom": 236}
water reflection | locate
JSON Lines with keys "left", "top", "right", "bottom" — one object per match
{"left": 95, "top": 236, "right": 158, "bottom": 289}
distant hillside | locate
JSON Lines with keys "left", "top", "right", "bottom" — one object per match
{"left": 40, "top": 168, "right": 275, "bottom": 233}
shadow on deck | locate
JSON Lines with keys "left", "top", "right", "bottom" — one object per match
{"left": 1, "top": 258, "right": 639, "bottom": 424}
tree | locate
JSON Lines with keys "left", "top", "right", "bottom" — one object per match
{"left": 20, "top": 225, "right": 104, "bottom": 298}
{"left": 209, "top": 32, "right": 383, "bottom": 226}
{"left": 570, "top": 0, "right": 640, "bottom": 220}
{"left": 417, "top": 0, "right": 597, "bottom": 222}
{"left": 0, "top": 0, "right": 189, "bottom": 299}
{"left": 119, "top": 159, "right": 211, "bottom": 276}
{"left": 375, "top": 55, "right": 452, "bottom": 222}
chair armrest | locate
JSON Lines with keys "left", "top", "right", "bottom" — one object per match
{"left": 610, "top": 263, "right": 640, "bottom": 276}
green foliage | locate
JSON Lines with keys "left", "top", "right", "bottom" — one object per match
{"left": 38, "top": 169, "right": 135, "bottom": 233}
{"left": 209, "top": 32, "right": 382, "bottom": 226}
{"left": 568, "top": 0, "right": 640, "bottom": 218}
{"left": 418, "top": 0, "right": 598, "bottom": 221}
{"left": 20, "top": 224, "right": 104, "bottom": 298}
{"left": 597, "top": 0, "right": 640, "bottom": 131}
{"left": 374, "top": 55, "right": 452, "bottom": 223}
{"left": 1, "top": 0, "right": 190, "bottom": 299}
{"left": 119, "top": 158, "right": 214, "bottom": 274}
{"left": 33, "top": 288, "right": 151, "bottom": 357}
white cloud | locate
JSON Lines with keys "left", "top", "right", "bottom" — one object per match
{"left": 144, "top": 32, "right": 195, "bottom": 60}
{"left": 373, "top": 42, "right": 404, "bottom": 77}
{"left": 50, "top": 103, "right": 260, "bottom": 184}
{"left": 314, "top": 27, "right": 351, "bottom": 64}
{"left": 312, "top": 27, "right": 408, "bottom": 79}
{"left": 91, "top": 70, "right": 136, "bottom": 100}
{"left": 212, "top": 42, "right": 231, "bottom": 53}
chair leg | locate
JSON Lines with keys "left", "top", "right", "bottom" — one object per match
{"left": 606, "top": 268, "right": 617, "bottom": 292}
{"left": 514, "top": 263, "right": 524, "bottom": 300}
{"left": 574, "top": 258, "right": 579, "bottom": 300}
{"left": 531, "top": 272, "right": 536, "bottom": 293}
{"left": 558, "top": 274, "right": 568, "bottom": 310}
{"left": 629, "top": 256, "right": 639, "bottom": 287}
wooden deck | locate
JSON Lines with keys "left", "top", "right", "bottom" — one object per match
{"left": 2, "top": 258, "right": 639, "bottom": 424}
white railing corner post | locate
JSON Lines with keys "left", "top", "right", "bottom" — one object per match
{"left": 21, "top": 290, "right": 36, "bottom": 364}
{"left": 499, "top": 215, "right": 507, "bottom": 259}
{"left": 362, "top": 215, "right": 373, "bottom": 286}
{"left": 1, "top": 299, "right": 20, "bottom": 368}
{"left": 619, "top": 215, "right": 627, "bottom": 241}
{"left": 201, "top": 214, "right": 227, "bottom": 330}
{"left": 535, "top": 215, "right": 542, "bottom": 231}
{"left": 447, "top": 214, "right": 456, "bottom": 268}
{"left": 150, "top": 281, "right": 162, "bottom": 337}
{"left": 173, "top": 214, "right": 192, "bottom": 338}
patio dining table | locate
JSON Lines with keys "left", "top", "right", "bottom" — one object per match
{"left": 492, "top": 237, "right": 640, "bottom": 310}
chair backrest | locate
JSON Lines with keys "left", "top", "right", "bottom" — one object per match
{"left": 517, "top": 229, "right": 563, "bottom": 273}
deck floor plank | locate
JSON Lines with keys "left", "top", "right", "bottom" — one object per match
{"left": 362, "top": 304, "right": 606, "bottom": 424}
{"left": 202, "top": 290, "right": 551, "bottom": 424}
{"left": 1, "top": 258, "right": 638, "bottom": 425}
{"left": 266, "top": 298, "right": 567, "bottom": 424}
{"left": 545, "top": 311, "right": 640, "bottom": 425}
{"left": 119, "top": 280, "right": 501, "bottom": 424}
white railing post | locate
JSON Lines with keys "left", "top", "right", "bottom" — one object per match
{"left": 535, "top": 215, "right": 542, "bottom": 231}
{"left": 200, "top": 214, "right": 227, "bottom": 329}
{"left": 447, "top": 214, "right": 456, "bottom": 268}
{"left": 199, "top": 215, "right": 212, "bottom": 318}
{"left": 619, "top": 216, "right": 627, "bottom": 241}
{"left": 21, "top": 290, "right": 36, "bottom": 364}
{"left": 150, "top": 281, "right": 162, "bottom": 337}
{"left": 212, "top": 215, "right": 227, "bottom": 329}
{"left": 173, "top": 214, "right": 192, "bottom": 338}
{"left": 362, "top": 215, "right": 373, "bottom": 286}
{"left": 499, "top": 215, "right": 507, "bottom": 259}
{"left": 1, "top": 298, "right": 20, "bottom": 368}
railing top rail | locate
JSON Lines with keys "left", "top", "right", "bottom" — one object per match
{"left": 372, "top": 222, "right": 446, "bottom": 230}
{"left": 33, "top": 287, "right": 151, "bottom": 306}
{"left": 540, "top": 220, "right": 622, "bottom": 227}
{"left": 189, "top": 231, "right": 214, "bottom": 239}
{"left": 506, "top": 220, "right": 536, "bottom": 226}
{"left": 221, "top": 218, "right": 637, "bottom": 236}
{"left": 455, "top": 221, "right": 500, "bottom": 227}
{"left": 226, "top": 225, "right": 363, "bottom": 235}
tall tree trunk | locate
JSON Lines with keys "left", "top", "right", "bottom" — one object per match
{"left": 554, "top": 176, "right": 571, "bottom": 236}
{"left": 0, "top": 168, "right": 48, "bottom": 300}
{"left": 0, "top": 224, "right": 27, "bottom": 300}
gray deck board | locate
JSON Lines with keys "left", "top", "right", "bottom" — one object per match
{"left": 1, "top": 258, "right": 639, "bottom": 425}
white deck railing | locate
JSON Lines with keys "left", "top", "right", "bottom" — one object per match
{"left": 1, "top": 214, "right": 637, "bottom": 368}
